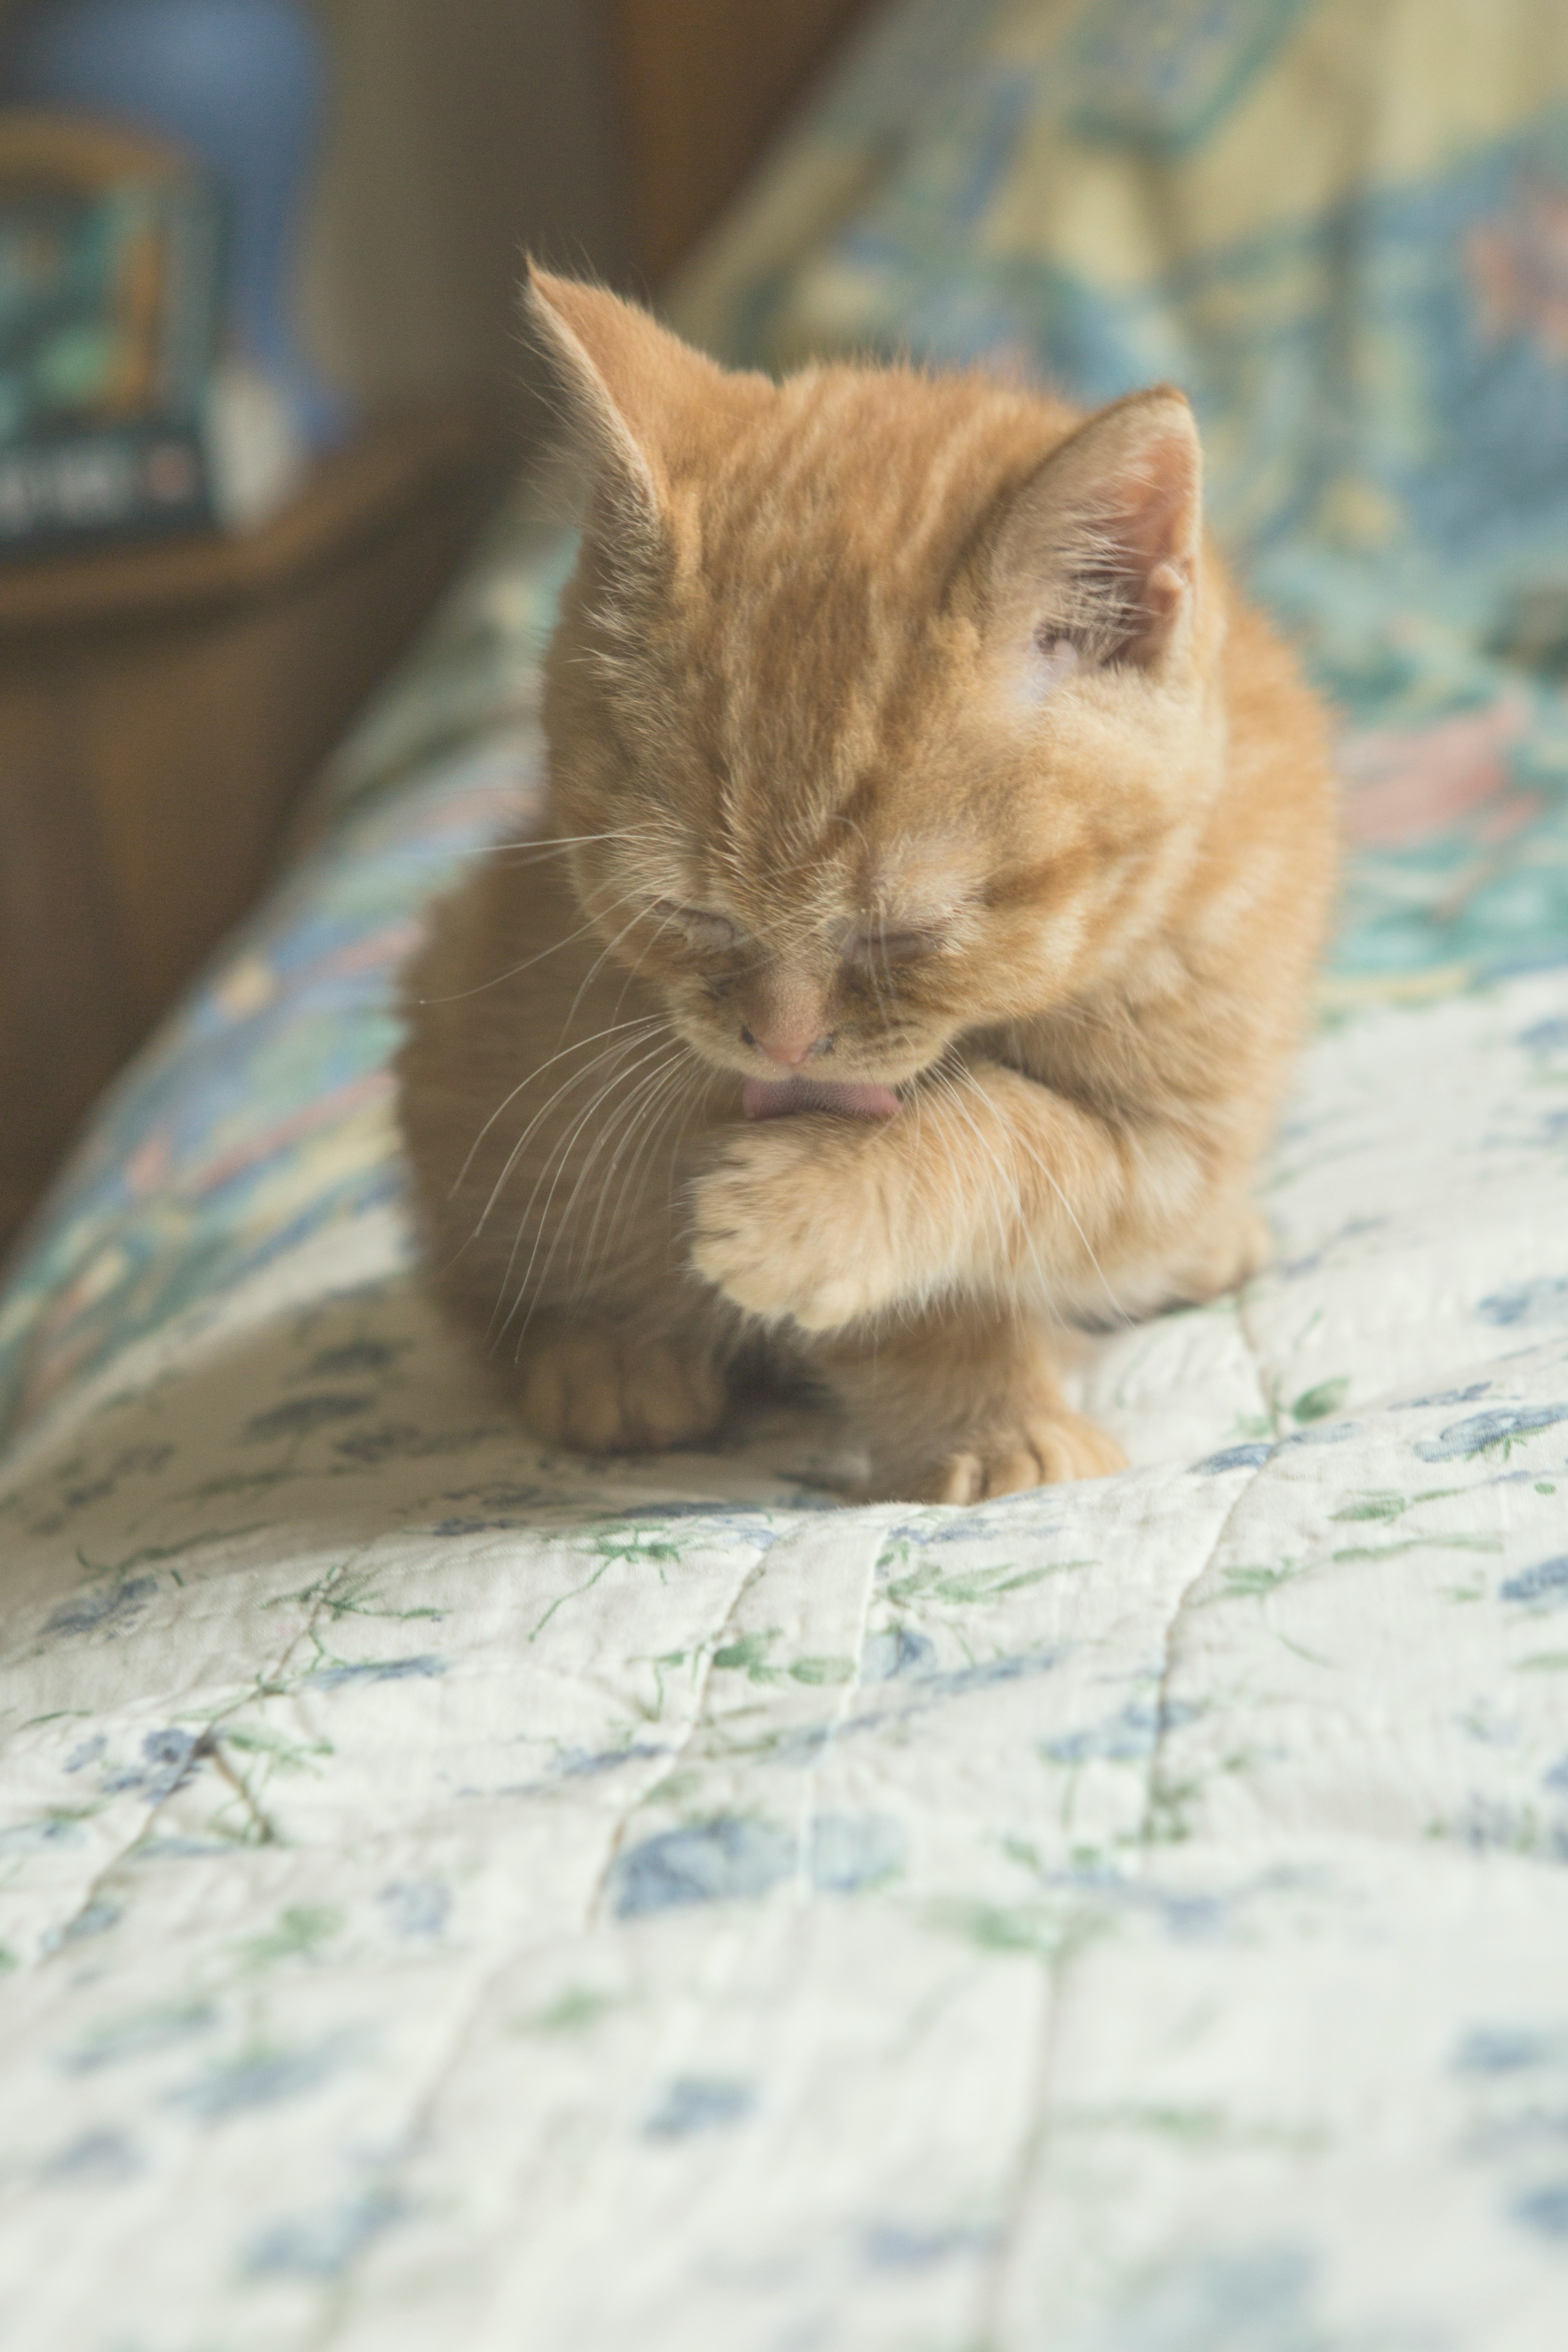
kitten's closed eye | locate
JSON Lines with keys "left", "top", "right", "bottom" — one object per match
{"left": 843, "top": 924, "right": 941, "bottom": 969}
{"left": 654, "top": 900, "right": 739, "bottom": 951}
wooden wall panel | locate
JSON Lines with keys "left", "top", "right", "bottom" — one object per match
{"left": 614, "top": 0, "right": 871, "bottom": 283}
{"left": 305, "top": 0, "right": 632, "bottom": 405}
{"left": 0, "top": 412, "right": 510, "bottom": 1252}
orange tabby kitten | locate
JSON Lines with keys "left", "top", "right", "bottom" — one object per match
{"left": 397, "top": 266, "right": 1336, "bottom": 1501}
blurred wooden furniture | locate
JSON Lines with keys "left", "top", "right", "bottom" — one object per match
{"left": 0, "top": 404, "right": 513, "bottom": 1251}
{"left": 614, "top": 0, "right": 871, "bottom": 281}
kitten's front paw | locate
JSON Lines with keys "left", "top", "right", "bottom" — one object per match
{"left": 519, "top": 1330, "right": 726, "bottom": 1453}
{"left": 690, "top": 1124, "right": 905, "bottom": 1332}
{"left": 911, "top": 1410, "right": 1127, "bottom": 1502}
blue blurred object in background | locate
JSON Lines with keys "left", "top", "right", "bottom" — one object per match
{"left": 0, "top": 0, "right": 351, "bottom": 450}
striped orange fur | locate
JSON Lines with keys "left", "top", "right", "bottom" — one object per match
{"left": 396, "top": 267, "right": 1337, "bottom": 1500}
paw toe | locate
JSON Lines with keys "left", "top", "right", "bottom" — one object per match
{"left": 1030, "top": 1414, "right": 1127, "bottom": 1485}
{"left": 913, "top": 1412, "right": 1126, "bottom": 1502}
{"left": 928, "top": 1451, "right": 984, "bottom": 1505}
{"left": 628, "top": 1343, "right": 727, "bottom": 1445}
{"left": 519, "top": 1332, "right": 726, "bottom": 1453}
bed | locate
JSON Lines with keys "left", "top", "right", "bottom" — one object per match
{"left": 3, "top": 2, "right": 1568, "bottom": 2344}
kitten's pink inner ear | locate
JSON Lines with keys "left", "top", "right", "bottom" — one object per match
{"left": 991, "top": 388, "right": 1203, "bottom": 676}
{"left": 1105, "top": 429, "right": 1201, "bottom": 666}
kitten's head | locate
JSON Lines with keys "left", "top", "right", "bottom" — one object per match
{"left": 528, "top": 266, "right": 1229, "bottom": 1089}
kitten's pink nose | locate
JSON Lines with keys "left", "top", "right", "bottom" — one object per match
{"left": 742, "top": 1021, "right": 826, "bottom": 1067}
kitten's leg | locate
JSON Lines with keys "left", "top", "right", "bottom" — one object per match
{"left": 816, "top": 1307, "right": 1126, "bottom": 1502}
{"left": 687, "top": 1064, "right": 1242, "bottom": 1490}
{"left": 690, "top": 1060, "right": 1250, "bottom": 1332}
{"left": 401, "top": 855, "right": 742, "bottom": 1454}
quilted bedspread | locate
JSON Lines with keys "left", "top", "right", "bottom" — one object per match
{"left": 3, "top": 4, "right": 1568, "bottom": 2347}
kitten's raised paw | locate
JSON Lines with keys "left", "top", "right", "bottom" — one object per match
{"left": 518, "top": 1330, "right": 726, "bottom": 1453}
{"left": 913, "top": 1410, "right": 1127, "bottom": 1502}
{"left": 691, "top": 1125, "right": 904, "bottom": 1332}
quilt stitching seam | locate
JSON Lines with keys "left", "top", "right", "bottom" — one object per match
{"left": 1137, "top": 1452, "right": 1275, "bottom": 1859}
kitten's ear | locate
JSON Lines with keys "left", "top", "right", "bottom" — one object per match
{"left": 986, "top": 388, "right": 1203, "bottom": 687}
{"left": 522, "top": 263, "right": 764, "bottom": 550}
{"left": 522, "top": 266, "right": 662, "bottom": 540}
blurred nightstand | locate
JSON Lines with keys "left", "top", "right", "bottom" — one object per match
{"left": 0, "top": 404, "right": 515, "bottom": 1252}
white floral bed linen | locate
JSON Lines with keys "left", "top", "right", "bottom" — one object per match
{"left": 2, "top": 973, "right": 1566, "bottom": 2352}
{"left": 5, "top": 0, "right": 1568, "bottom": 2343}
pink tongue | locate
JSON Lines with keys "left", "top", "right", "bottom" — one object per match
{"left": 742, "top": 1074, "right": 901, "bottom": 1122}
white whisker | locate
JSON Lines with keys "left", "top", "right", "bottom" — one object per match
{"left": 501, "top": 1041, "right": 692, "bottom": 1345}
{"left": 451, "top": 1015, "right": 662, "bottom": 1200}
{"left": 468, "top": 1024, "right": 666, "bottom": 1242}
{"left": 488, "top": 1031, "right": 684, "bottom": 1341}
